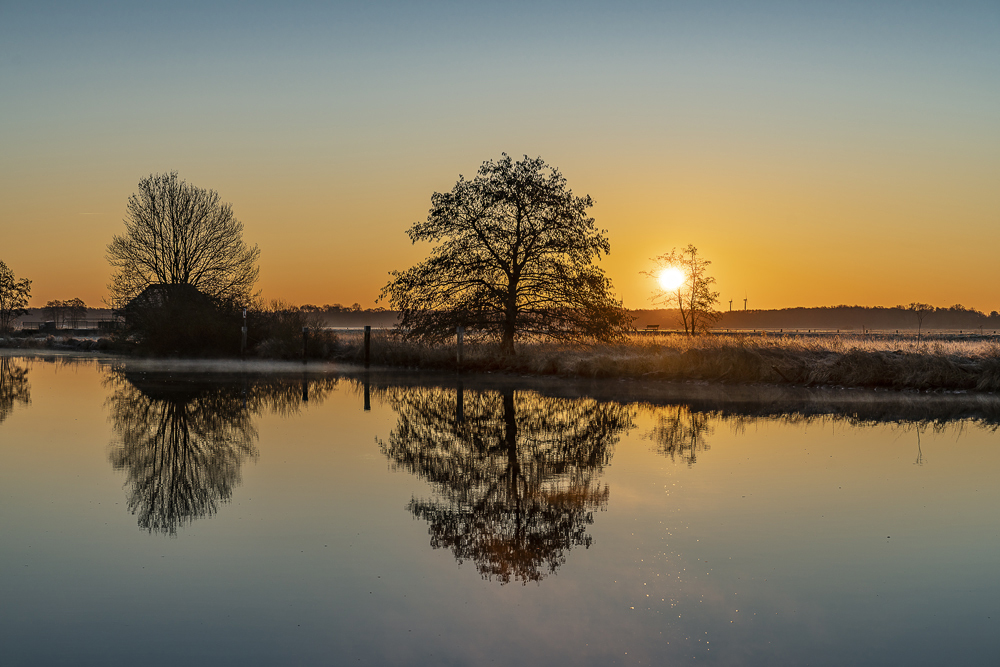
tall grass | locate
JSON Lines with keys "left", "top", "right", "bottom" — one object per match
{"left": 332, "top": 331, "right": 1000, "bottom": 392}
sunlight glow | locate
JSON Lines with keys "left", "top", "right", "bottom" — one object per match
{"left": 658, "top": 267, "right": 685, "bottom": 291}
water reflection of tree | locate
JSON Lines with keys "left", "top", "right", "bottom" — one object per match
{"left": 106, "top": 368, "right": 339, "bottom": 535}
{"left": 0, "top": 357, "right": 31, "bottom": 424}
{"left": 646, "top": 405, "right": 714, "bottom": 465}
{"left": 379, "top": 385, "right": 634, "bottom": 584}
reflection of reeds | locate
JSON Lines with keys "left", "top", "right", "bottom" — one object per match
{"left": 336, "top": 332, "right": 1000, "bottom": 391}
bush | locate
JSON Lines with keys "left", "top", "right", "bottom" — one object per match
{"left": 248, "top": 300, "right": 338, "bottom": 360}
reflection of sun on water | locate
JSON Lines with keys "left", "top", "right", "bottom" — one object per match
{"left": 658, "top": 267, "right": 685, "bottom": 291}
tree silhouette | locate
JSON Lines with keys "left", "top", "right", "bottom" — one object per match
{"left": 0, "top": 260, "right": 32, "bottom": 333}
{"left": 0, "top": 357, "right": 31, "bottom": 424}
{"left": 907, "top": 302, "right": 933, "bottom": 341}
{"left": 381, "top": 155, "right": 631, "bottom": 353}
{"left": 379, "top": 385, "right": 634, "bottom": 584}
{"left": 645, "top": 245, "right": 720, "bottom": 335}
{"left": 106, "top": 171, "right": 260, "bottom": 309}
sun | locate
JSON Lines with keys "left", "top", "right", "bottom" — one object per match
{"left": 658, "top": 267, "right": 685, "bottom": 291}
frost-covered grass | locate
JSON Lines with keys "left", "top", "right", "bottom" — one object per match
{"left": 9, "top": 329, "right": 998, "bottom": 391}
{"left": 333, "top": 331, "right": 1000, "bottom": 392}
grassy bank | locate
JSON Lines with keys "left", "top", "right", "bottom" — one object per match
{"left": 7, "top": 330, "right": 1000, "bottom": 392}
{"left": 334, "top": 331, "right": 1000, "bottom": 392}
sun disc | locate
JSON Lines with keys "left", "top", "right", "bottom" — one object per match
{"left": 658, "top": 267, "right": 685, "bottom": 291}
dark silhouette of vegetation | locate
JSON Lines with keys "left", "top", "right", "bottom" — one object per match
{"left": 0, "top": 260, "right": 31, "bottom": 333}
{"left": 708, "top": 304, "right": 999, "bottom": 332}
{"left": 106, "top": 171, "right": 260, "bottom": 309}
{"left": 378, "top": 385, "right": 634, "bottom": 584}
{"left": 907, "top": 302, "right": 933, "bottom": 340}
{"left": 0, "top": 357, "right": 30, "bottom": 424}
{"left": 116, "top": 283, "right": 243, "bottom": 356}
{"left": 249, "top": 300, "right": 339, "bottom": 360}
{"left": 645, "top": 245, "right": 720, "bottom": 335}
{"left": 42, "top": 298, "right": 87, "bottom": 328}
{"left": 382, "top": 154, "right": 630, "bottom": 354}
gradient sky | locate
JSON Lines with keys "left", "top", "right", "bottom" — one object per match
{"left": 2, "top": 1, "right": 998, "bottom": 311}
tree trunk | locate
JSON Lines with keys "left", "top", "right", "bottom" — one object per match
{"left": 502, "top": 289, "right": 518, "bottom": 355}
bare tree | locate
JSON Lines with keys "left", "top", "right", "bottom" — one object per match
{"left": 381, "top": 155, "right": 631, "bottom": 354}
{"left": 645, "top": 245, "right": 720, "bottom": 335}
{"left": 64, "top": 298, "right": 87, "bottom": 328}
{"left": 0, "top": 260, "right": 31, "bottom": 333}
{"left": 907, "top": 302, "right": 933, "bottom": 341}
{"left": 106, "top": 172, "right": 260, "bottom": 308}
{"left": 43, "top": 299, "right": 66, "bottom": 328}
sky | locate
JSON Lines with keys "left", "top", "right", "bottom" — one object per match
{"left": 1, "top": 1, "right": 998, "bottom": 311}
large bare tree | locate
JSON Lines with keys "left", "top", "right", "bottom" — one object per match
{"left": 106, "top": 172, "right": 260, "bottom": 308}
{"left": 381, "top": 155, "right": 631, "bottom": 354}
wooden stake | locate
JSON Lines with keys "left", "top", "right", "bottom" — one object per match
{"left": 364, "top": 326, "right": 371, "bottom": 368}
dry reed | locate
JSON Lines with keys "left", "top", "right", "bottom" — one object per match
{"left": 332, "top": 331, "right": 1000, "bottom": 392}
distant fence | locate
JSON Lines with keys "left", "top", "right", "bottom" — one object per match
{"left": 634, "top": 327, "right": 1000, "bottom": 338}
{"left": 19, "top": 320, "right": 120, "bottom": 332}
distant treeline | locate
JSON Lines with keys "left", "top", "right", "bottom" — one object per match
{"left": 17, "top": 303, "right": 1000, "bottom": 333}
{"left": 634, "top": 305, "right": 1000, "bottom": 331}
{"left": 297, "top": 304, "right": 399, "bottom": 327}
{"left": 282, "top": 303, "right": 1000, "bottom": 331}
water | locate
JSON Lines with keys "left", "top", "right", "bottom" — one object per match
{"left": 1, "top": 354, "right": 997, "bottom": 665}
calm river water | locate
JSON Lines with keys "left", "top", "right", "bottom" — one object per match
{"left": 0, "top": 354, "right": 997, "bottom": 665}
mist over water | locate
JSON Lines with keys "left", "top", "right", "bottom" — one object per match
{"left": 0, "top": 355, "right": 997, "bottom": 665}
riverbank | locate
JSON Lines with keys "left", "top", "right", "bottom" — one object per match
{"left": 335, "top": 331, "right": 1000, "bottom": 392}
{"left": 5, "top": 332, "right": 1000, "bottom": 392}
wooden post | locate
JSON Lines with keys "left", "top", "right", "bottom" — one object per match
{"left": 241, "top": 308, "right": 247, "bottom": 358}
{"left": 456, "top": 381, "right": 464, "bottom": 423}
{"left": 456, "top": 326, "right": 464, "bottom": 368}
{"left": 302, "top": 327, "right": 309, "bottom": 364}
{"left": 364, "top": 326, "right": 371, "bottom": 368}
{"left": 363, "top": 373, "right": 371, "bottom": 411}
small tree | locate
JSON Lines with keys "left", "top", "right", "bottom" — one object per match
{"left": 382, "top": 155, "right": 630, "bottom": 353}
{"left": 65, "top": 298, "right": 88, "bottom": 328}
{"left": 0, "top": 260, "right": 32, "bottom": 333}
{"left": 907, "top": 302, "right": 933, "bottom": 341}
{"left": 106, "top": 172, "right": 260, "bottom": 309}
{"left": 43, "top": 299, "right": 66, "bottom": 328}
{"left": 645, "top": 245, "right": 720, "bottom": 335}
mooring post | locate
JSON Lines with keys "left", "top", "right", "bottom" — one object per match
{"left": 302, "top": 326, "right": 309, "bottom": 364}
{"left": 241, "top": 307, "right": 247, "bottom": 358}
{"left": 456, "top": 326, "right": 464, "bottom": 368}
{"left": 363, "top": 373, "right": 371, "bottom": 411}
{"left": 364, "top": 325, "right": 371, "bottom": 368}
{"left": 302, "top": 375, "right": 309, "bottom": 403}
{"left": 456, "top": 381, "right": 464, "bottom": 423}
